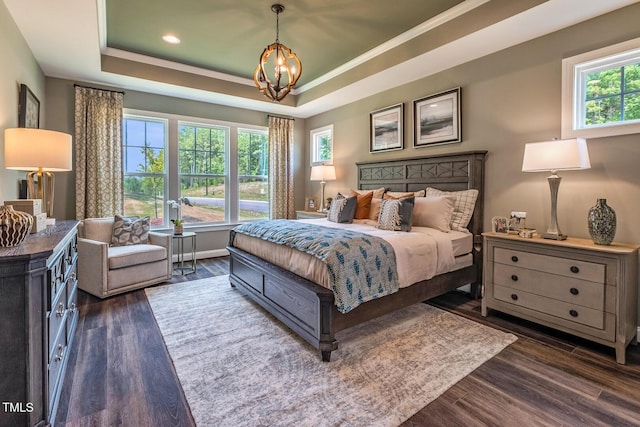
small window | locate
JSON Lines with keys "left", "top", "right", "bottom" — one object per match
{"left": 310, "top": 124, "right": 333, "bottom": 166}
{"left": 562, "top": 37, "right": 640, "bottom": 139}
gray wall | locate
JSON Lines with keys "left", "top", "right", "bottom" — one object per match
{"left": 0, "top": 1, "right": 45, "bottom": 203}
{"left": 45, "top": 77, "right": 307, "bottom": 253}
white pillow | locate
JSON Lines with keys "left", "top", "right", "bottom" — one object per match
{"left": 425, "top": 187, "right": 479, "bottom": 232}
{"left": 412, "top": 196, "right": 456, "bottom": 232}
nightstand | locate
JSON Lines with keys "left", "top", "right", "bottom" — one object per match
{"left": 296, "top": 210, "right": 327, "bottom": 219}
{"left": 482, "top": 232, "right": 639, "bottom": 364}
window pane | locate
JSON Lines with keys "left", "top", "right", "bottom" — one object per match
{"left": 123, "top": 175, "right": 165, "bottom": 226}
{"left": 624, "top": 63, "right": 640, "bottom": 91}
{"left": 179, "top": 177, "right": 226, "bottom": 223}
{"left": 585, "top": 96, "right": 621, "bottom": 125}
{"left": 238, "top": 129, "right": 268, "bottom": 221}
{"left": 179, "top": 124, "right": 226, "bottom": 175}
{"left": 624, "top": 93, "right": 640, "bottom": 121}
{"left": 585, "top": 68, "right": 621, "bottom": 100}
{"left": 318, "top": 134, "right": 332, "bottom": 162}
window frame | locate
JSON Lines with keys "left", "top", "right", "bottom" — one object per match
{"left": 562, "top": 36, "right": 640, "bottom": 139}
{"left": 310, "top": 124, "right": 333, "bottom": 166}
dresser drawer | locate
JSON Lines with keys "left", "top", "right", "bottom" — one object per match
{"left": 66, "top": 285, "right": 79, "bottom": 342}
{"left": 494, "top": 285, "right": 605, "bottom": 330}
{"left": 48, "top": 285, "right": 67, "bottom": 361}
{"left": 493, "top": 264, "right": 605, "bottom": 310}
{"left": 47, "top": 332, "right": 67, "bottom": 415}
{"left": 494, "top": 247, "right": 605, "bottom": 283}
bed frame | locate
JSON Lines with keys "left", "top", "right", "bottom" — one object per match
{"left": 227, "top": 151, "right": 487, "bottom": 361}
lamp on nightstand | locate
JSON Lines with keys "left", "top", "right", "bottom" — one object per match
{"left": 310, "top": 164, "right": 336, "bottom": 212}
{"left": 522, "top": 137, "right": 590, "bottom": 240}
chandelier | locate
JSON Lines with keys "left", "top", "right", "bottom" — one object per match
{"left": 254, "top": 4, "right": 302, "bottom": 102}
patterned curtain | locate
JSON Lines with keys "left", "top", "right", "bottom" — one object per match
{"left": 268, "top": 116, "right": 295, "bottom": 219}
{"left": 74, "top": 87, "right": 124, "bottom": 219}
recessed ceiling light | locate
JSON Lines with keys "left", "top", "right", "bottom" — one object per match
{"left": 162, "top": 34, "right": 181, "bottom": 44}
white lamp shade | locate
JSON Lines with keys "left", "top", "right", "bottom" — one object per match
{"left": 4, "top": 128, "right": 73, "bottom": 172}
{"left": 522, "top": 138, "right": 590, "bottom": 172}
{"left": 310, "top": 164, "right": 336, "bottom": 181}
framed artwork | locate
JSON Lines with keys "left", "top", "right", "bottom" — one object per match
{"left": 18, "top": 84, "right": 40, "bottom": 128}
{"left": 491, "top": 216, "right": 508, "bottom": 233}
{"left": 413, "top": 87, "right": 461, "bottom": 147}
{"left": 305, "top": 197, "right": 318, "bottom": 211}
{"left": 369, "top": 103, "right": 403, "bottom": 153}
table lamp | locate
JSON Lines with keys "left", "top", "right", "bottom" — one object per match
{"left": 522, "top": 137, "right": 590, "bottom": 240}
{"left": 4, "top": 128, "right": 73, "bottom": 222}
{"left": 310, "top": 164, "right": 336, "bottom": 212}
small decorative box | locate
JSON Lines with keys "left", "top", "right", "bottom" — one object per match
{"left": 4, "top": 199, "right": 42, "bottom": 216}
{"left": 30, "top": 213, "right": 47, "bottom": 233}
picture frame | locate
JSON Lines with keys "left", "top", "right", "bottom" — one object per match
{"left": 18, "top": 84, "right": 40, "bottom": 128}
{"left": 413, "top": 87, "right": 461, "bottom": 147}
{"left": 305, "top": 197, "right": 318, "bottom": 212}
{"left": 492, "top": 216, "right": 508, "bottom": 233}
{"left": 508, "top": 211, "right": 527, "bottom": 231}
{"left": 369, "top": 103, "right": 404, "bottom": 153}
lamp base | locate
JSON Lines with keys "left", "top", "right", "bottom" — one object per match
{"left": 543, "top": 232, "right": 567, "bottom": 240}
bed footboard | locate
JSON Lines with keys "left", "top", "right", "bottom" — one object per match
{"left": 227, "top": 246, "right": 338, "bottom": 361}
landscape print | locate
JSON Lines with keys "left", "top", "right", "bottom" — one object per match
{"left": 414, "top": 88, "right": 461, "bottom": 147}
{"left": 370, "top": 103, "right": 404, "bottom": 152}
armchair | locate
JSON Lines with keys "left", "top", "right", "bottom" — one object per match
{"left": 77, "top": 217, "right": 172, "bottom": 299}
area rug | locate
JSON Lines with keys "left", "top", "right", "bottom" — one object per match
{"left": 145, "top": 276, "right": 516, "bottom": 427}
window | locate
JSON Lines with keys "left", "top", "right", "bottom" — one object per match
{"left": 310, "top": 124, "right": 333, "bottom": 165}
{"left": 562, "top": 37, "right": 640, "bottom": 139}
{"left": 123, "top": 110, "right": 268, "bottom": 228}
{"left": 123, "top": 116, "right": 167, "bottom": 226}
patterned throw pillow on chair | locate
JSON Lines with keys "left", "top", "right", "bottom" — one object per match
{"left": 327, "top": 194, "right": 357, "bottom": 223}
{"left": 111, "top": 214, "right": 150, "bottom": 246}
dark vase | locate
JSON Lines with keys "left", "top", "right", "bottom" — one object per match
{"left": 588, "top": 199, "right": 616, "bottom": 245}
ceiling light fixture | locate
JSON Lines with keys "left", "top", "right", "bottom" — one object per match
{"left": 254, "top": 4, "right": 302, "bottom": 102}
{"left": 162, "top": 34, "right": 181, "bottom": 44}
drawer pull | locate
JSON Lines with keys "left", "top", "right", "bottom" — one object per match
{"left": 570, "top": 288, "right": 579, "bottom": 295}
{"left": 511, "top": 275, "right": 518, "bottom": 282}
{"left": 511, "top": 294, "right": 518, "bottom": 301}
{"left": 54, "top": 344, "right": 64, "bottom": 362}
{"left": 70, "top": 303, "right": 77, "bottom": 313}
{"left": 511, "top": 256, "right": 519, "bottom": 263}
{"left": 570, "top": 309, "right": 579, "bottom": 318}
{"left": 55, "top": 302, "right": 65, "bottom": 317}
{"left": 570, "top": 266, "right": 580, "bottom": 274}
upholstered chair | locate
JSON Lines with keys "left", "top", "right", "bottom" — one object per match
{"left": 77, "top": 217, "right": 172, "bottom": 298}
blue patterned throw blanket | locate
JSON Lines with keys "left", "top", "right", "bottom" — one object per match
{"left": 231, "top": 220, "right": 399, "bottom": 313}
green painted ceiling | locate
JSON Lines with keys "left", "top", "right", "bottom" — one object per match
{"left": 105, "top": 0, "right": 464, "bottom": 87}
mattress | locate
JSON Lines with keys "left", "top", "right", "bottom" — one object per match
{"left": 231, "top": 218, "right": 473, "bottom": 290}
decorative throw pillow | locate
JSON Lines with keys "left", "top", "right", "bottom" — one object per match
{"left": 376, "top": 197, "right": 415, "bottom": 232}
{"left": 348, "top": 190, "right": 373, "bottom": 219}
{"left": 385, "top": 190, "right": 426, "bottom": 198}
{"left": 425, "top": 187, "right": 479, "bottom": 232}
{"left": 352, "top": 187, "right": 385, "bottom": 199}
{"left": 369, "top": 198, "right": 382, "bottom": 221}
{"left": 327, "top": 194, "right": 357, "bottom": 224}
{"left": 111, "top": 214, "right": 150, "bottom": 246}
{"left": 412, "top": 195, "right": 456, "bottom": 232}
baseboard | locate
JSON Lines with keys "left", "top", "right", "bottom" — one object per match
{"left": 172, "top": 248, "right": 229, "bottom": 263}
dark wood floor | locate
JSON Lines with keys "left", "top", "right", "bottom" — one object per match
{"left": 56, "top": 256, "right": 640, "bottom": 426}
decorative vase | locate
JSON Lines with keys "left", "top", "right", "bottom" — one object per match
{"left": 174, "top": 224, "right": 183, "bottom": 235}
{"left": 588, "top": 199, "right": 616, "bottom": 245}
{"left": 0, "top": 205, "right": 34, "bottom": 247}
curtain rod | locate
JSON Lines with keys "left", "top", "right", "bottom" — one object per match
{"left": 73, "top": 83, "right": 125, "bottom": 95}
{"left": 267, "top": 114, "right": 295, "bottom": 121}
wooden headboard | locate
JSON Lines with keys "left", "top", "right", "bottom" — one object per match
{"left": 356, "top": 151, "right": 487, "bottom": 237}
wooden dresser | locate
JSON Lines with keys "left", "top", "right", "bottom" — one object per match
{"left": 482, "top": 232, "right": 639, "bottom": 364}
{"left": 0, "top": 221, "right": 79, "bottom": 426}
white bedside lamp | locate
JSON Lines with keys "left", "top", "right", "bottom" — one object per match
{"left": 310, "top": 164, "right": 336, "bottom": 212}
{"left": 522, "top": 137, "right": 590, "bottom": 240}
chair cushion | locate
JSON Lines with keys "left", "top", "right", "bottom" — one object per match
{"left": 108, "top": 244, "right": 167, "bottom": 270}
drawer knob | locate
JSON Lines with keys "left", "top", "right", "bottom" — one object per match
{"left": 54, "top": 344, "right": 64, "bottom": 362}
{"left": 570, "top": 309, "right": 579, "bottom": 317}
{"left": 511, "top": 294, "right": 518, "bottom": 301}
{"left": 511, "top": 256, "right": 519, "bottom": 263}
{"left": 570, "top": 288, "right": 579, "bottom": 295}
{"left": 511, "top": 275, "right": 518, "bottom": 282}
{"left": 570, "top": 266, "right": 580, "bottom": 274}
{"left": 55, "top": 302, "right": 65, "bottom": 317}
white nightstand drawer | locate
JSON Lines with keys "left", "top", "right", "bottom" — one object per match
{"left": 494, "top": 285, "right": 605, "bottom": 330}
{"left": 493, "top": 264, "right": 605, "bottom": 310}
{"left": 494, "top": 247, "right": 605, "bottom": 283}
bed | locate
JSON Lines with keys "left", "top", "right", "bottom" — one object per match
{"left": 227, "top": 151, "right": 487, "bottom": 361}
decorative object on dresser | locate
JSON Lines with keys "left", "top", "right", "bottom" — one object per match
{"left": 0, "top": 204, "right": 33, "bottom": 247}
{"left": 0, "top": 221, "right": 79, "bottom": 426}
{"left": 304, "top": 196, "right": 318, "bottom": 212}
{"left": 413, "top": 87, "right": 461, "bottom": 147}
{"left": 369, "top": 103, "right": 404, "bottom": 153}
{"left": 4, "top": 128, "right": 73, "bottom": 222}
{"left": 4, "top": 198, "right": 46, "bottom": 233}
{"left": 309, "top": 164, "right": 336, "bottom": 213}
{"left": 521, "top": 137, "right": 591, "bottom": 240}
{"left": 588, "top": 198, "right": 616, "bottom": 245}
{"left": 228, "top": 151, "right": 487, "bottom": 361}
{"left": 482, "top": 232, "right": 639, "bottom": 364}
